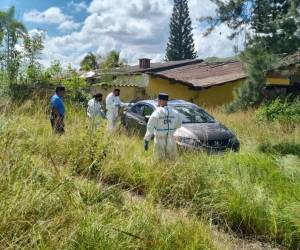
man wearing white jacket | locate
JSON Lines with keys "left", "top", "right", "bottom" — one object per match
{"left": 144, "top": 93, "right": 182, "bottom": 160}
{"left": 87, "top": 93, "right": 105, "bottom": 128}
{"left": 105, "top": 89, "right": 124, "bottom": 132}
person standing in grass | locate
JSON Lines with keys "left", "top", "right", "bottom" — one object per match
{"left": 144, "top": 93, "right": 182, "bottom": 160}
{"left": 105, "top": 89, "right": 124, "bottom": 132}
{"left": 50, "top": 85, "right": 66, "bottom": 134}
{"left": 87, "top": 92, "right": 106, "bottom": 128}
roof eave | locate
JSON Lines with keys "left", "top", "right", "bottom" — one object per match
{"left": 149, "top": 72, "right": 247, "bottom": 90}
{"left": 148, "top": 72, "right": 203, "bottom": 90}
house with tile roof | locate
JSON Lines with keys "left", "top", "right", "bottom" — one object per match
{"left": 124, "top": 58, "right": 247, "bottom": 107}
{"left": 265, "top": 51, "right": 300, "bottom": 97}
{"left": 85, "top": 58, "right": 247, "bottom": 107}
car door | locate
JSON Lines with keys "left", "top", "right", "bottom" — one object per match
{"left": 141, "top": 104, "right": 155, "bottom": 135}
{"left": 125, "top": 104, "right": 145, "bottom": 133}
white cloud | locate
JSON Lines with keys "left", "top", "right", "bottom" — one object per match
{"left": 68, "top": 1, "right": 88, "bottom": 12}
{"left": 39, "top": 0, "right": 244, "bottom": 67}
{"left": 24, "top": 7, "right": 81, "bottom": 33}
{"left": 58, "top": 20, "right": 81, "bottom": 32}
{"left": 23, "top": 7, "right": 67, "bottom": 24}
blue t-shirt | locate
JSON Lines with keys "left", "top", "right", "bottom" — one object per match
{"left": 50, "top": 94, "right": 65, "bottom": 116}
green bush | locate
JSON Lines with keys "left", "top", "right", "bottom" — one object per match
{"left": 256, "top": 98, "right": 300, "bottom": 124}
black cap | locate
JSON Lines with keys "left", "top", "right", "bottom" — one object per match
{"left": 158, "top": 93, "right": 169, "bottom": 101}
{"left": 55, "top": 85, "right": 66, "bottom": 93}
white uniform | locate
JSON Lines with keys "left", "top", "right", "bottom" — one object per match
{"left": 87, "top": 98, "right": 105, "bottom": 118}
{"left": 144, "top": 106, "right": 182, "bottom": 160}
{"left": 87, "top": 98, "right": 105, "bottom": 129}
{"left": 105, "top": 92, "right": 123, "bottom": 132}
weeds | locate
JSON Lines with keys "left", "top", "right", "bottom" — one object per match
{"left": 0, "top": 100, "right": 299, "bottom": 248}
{"left": 0, "top": 101, "right": 215, "bottom": 249}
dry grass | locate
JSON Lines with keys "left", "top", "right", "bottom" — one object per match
{"left": 0, "top": 99, "right": 299, "bottom": 249}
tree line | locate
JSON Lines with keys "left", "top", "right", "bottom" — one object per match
{"left": 1, "top": 1, "right": 299, "bottom": 111}
{"left": 0, "top": 7, "right": 127, "bottom": 91}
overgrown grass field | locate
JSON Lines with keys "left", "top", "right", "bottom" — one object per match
{"left": 0, "top": 100, "right": 299, "bottom": 249}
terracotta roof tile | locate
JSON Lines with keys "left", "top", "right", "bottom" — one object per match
{"left": 150, "top": 60, "right": 246, "bottom": 88}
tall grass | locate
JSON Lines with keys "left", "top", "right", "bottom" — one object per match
{"left": 0, "top": 100, "right": 215, "bottom": 249}
{"left": 1, "top": 99, "right": 300, "bottom": 248}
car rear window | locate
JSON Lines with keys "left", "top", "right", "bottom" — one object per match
{"left": 174, "top": 105, "right": 215, "bottom": 124}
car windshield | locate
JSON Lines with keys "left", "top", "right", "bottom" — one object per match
{"left": 173, "top": 105, "right": 216, "bottom": 124}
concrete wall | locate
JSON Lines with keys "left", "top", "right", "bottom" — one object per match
{"left": 90, "top": 84, "right": 145, "bottom": 103}
{"left": 197, "top": 79, "right": 243, "bottom": 107}
{"left": 146, "top": 76, "right": 244, "bottom": 107}
{"left": 266, "top": 77, "right": 290, "bottom": 86}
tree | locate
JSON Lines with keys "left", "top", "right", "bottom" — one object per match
{"left": 165, "top": 0, "right": 197, "bottom": 61}
{"left": 201, "top": 0, "right": 300, "bottom": 54}
{"left": 23, "top": 31, "right": 45, "bottom": 84}
{"left": 0, "top": 6, "right": 27, "bottom": 85}
{"left": 200, "top": 0, "right": 300, "bottom": 111}
{"left": 100, "top": 50, "right": 126, "bottom": 69}
{"left": 63, "top": 63, "right": 88, "bottom": 104}
{"left": 80, "top": 52, "right": 99, "bottom": 71}
{"left": 24, "top": 32, "right": 44, "bottom": 68}
{"left": 47, "top": 60, "right": 63, "bottom": 81}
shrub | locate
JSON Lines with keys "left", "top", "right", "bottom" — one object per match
{"left": 256, "top": 98, "right": 300, "bottom": 124}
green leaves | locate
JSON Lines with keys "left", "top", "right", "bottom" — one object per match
{"left": 165, "top": 0, "right": 197, "bottom": 61}
{"left": 80, "top": 52, "right": 99, "bottom": 71}
{"left": 0, "top": 5, "right": 28, "bottom": 86}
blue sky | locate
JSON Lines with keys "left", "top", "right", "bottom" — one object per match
{"left": 1, "top": 0, "right": 89, "bottom": 36}
{"left": 1, "top": 0, "right": 244, "bottom": 67}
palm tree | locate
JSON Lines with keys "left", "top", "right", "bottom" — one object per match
{"left": 1, "top": 6, "right": 27, "bottom": 84}
{"left": 80, "top": 52, "right": 99, "bottom": 71}
{"left": 101, "top": 50, "right": 127, "bottom": 69}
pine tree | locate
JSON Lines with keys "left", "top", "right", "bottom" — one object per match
{"left": 165, "top": 0, "right": 197, "bottom": 61}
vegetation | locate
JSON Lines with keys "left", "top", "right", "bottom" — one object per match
{"left": 0, "top": 6, "right": 27, "bottom": 85}
{"left": 80, "top": 52, "right": 100, "bottom": 71}
{"left": 256, "top": 97, "right": 300, "bottom": 124}
{"left": 0, "top": 101, "right": 215, "bottom": 249}
{"left": 1, "top": 4, "right": 300, "bottom": 249}
{"left": 79, "top": 50, "right": 126, "bottom": 72}
{"left": 201, "top": 0, "right": 300, "bottom": 111}
{"left": 165, "top": 0, "right": 197, "bottom": 61}
{"left": 23, "top": 32, "right": 46, "bottom": 85}
{"left": 0, "top": 100, "right": 299, "bottom": 249}
{"left": 225, "top": 48, "right": 276, "bottom": 112}
{"left": 100, "top": 50, "right": 126, "bottom": 70}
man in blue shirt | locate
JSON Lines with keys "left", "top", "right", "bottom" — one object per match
{"left": 50, "top": 85, "right": 66, "bottom": 134}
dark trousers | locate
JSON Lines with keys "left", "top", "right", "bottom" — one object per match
{"left": 50, "top": 115, "right": 65, "bottom": 134}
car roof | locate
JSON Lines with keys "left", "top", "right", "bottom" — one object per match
{"left": 136, "top": 99, "right": 196, "bottom": 108}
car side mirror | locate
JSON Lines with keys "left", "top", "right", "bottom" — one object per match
{"left": 145, "top": 115, "right": 151, "bottom": 122}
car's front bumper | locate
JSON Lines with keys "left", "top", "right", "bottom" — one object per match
{"left": 176, "top": 137, "right": 240, "bottom": 153}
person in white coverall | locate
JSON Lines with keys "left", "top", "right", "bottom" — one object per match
{"left": 105, "top": 89, "right": 124, "bottom": 132}
{"left": 144, "top": 93, "right": 182, "bottom": 160}
{"left": 87, "top": 93, "right": 106, "bottom": 128}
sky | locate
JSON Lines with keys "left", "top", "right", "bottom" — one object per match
{"left": 0, "top": 0, "right": 245, "bottom": 67}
